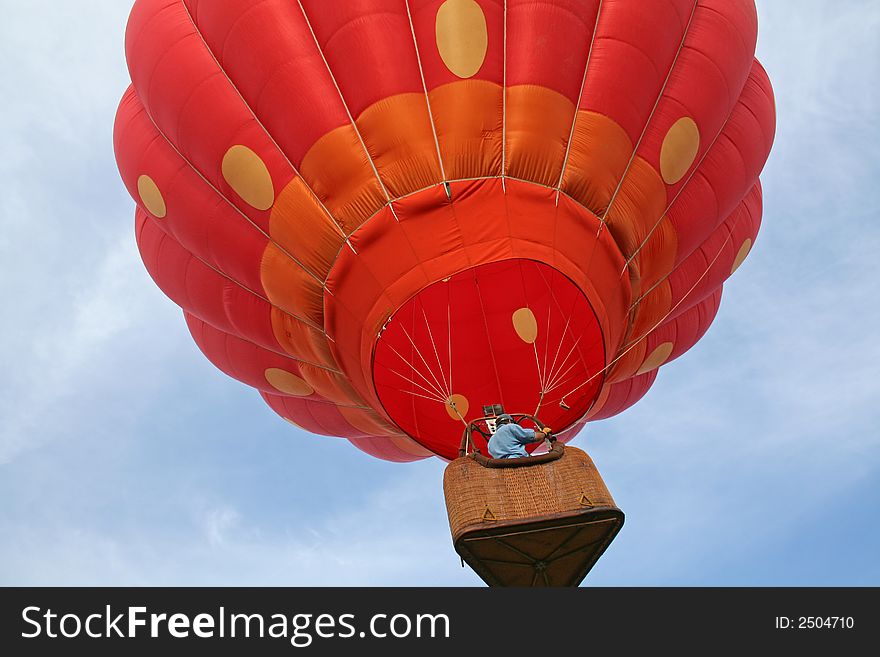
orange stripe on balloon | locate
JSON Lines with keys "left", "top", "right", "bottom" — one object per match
{"left": 337, "top": 406, "right": 398, "bottom": 437}
{"left": 428, "top": 80, "right": 503, "bottom": 180}
{"left": 602, "top": 156, "right": 667, "bottom": 256}
{"left": 269, "top": 307, "right": 335, "bottom": 369}
{"left": 297, "top": 363, "right": 364, "bottom": 407}
{"left": 355, "top": 93, "right": 444, "bottom": 198}
{"left": 269, "top": 177, "right": 345, "bottom": 280}
{"left": 260, "top": 243, "right": 325, "bottom": 326}
{"left": 504, "top": 85, "right": 574, "bottom": 186}
{"left": 298, "top": 124, "right": 387, "bottom": 234}
{"left": 561, "top": 110, "right": 633, "bottom": 215}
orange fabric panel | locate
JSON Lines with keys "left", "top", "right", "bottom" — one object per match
{"left": 450, "top": 177, "right": 511, "bottom": 247}
{"left": 269, "top": 177, "right": 346, "bottom": 279}
{"left": 323, "top": 299, "right": 386, "bottom": 413}
{"left": 334, "top": 409, "right": 432, "bottom": 460}
{"left": 601, "top": 155, "right": 679, "bottom": 298}
{"left": 632, "top": 216, "right": 680, "bottom": 293}
{"left": 602, "top": 156, "right": 668, "bottom": 258}
{"left": 356, "top": 94, "right": 444, "bottom": 198}
{"left": 393, "top": 185, "right": 472, "bottom": 281}
{"left": 325, "top": 248, "right": 400, "bottom": 332}
{"left": 346, "top": 209, "right": 428, "bottom": 298}
{"left": 297, "top": 363, "right": 363, "bottom": 406}
{"left": 260, "top": 243, "right": 324, "bottom": 326}
{"left": 504, "top": 85, "right": 574, "bottom": 187}
{"left": 606, "top": 335, "right": 648, "bottom": 384}
{"left": 337, "top": 406, "right": 399, "bottom": 438}
{"left": 585, "top": 382, "right": 613, "bottom": 420}
{"left": 382, "top": 434, "right": 436, "bottom": 459}
{"left": 561, "top": 110, "right": 633, "bottom": 215}
{"left": 629, "top": 279, "right": 674, "bottom": 344}
{"left": 269, "top": 307, "right": 335, "bottom": 369}
{"left": 428, "top": 80, "right": 503, "bottom": 180}
{"left": 298, "top": 124, "right": 387, "bottom": 233}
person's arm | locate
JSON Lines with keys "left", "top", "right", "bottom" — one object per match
{"left": 532, "top": 427, "right": 552, "bottom": 441}
{"left": 512, "top": 424, "right": 551, "bottom": 444}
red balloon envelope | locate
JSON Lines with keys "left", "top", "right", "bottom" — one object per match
{"left": 114, "top": 0, "right": 775, "bottom": 462}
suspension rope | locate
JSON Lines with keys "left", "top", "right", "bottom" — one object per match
{"left": 384, "top": 342, "right": 447, "bottom": 401}
{"left": 419, "top": 300, "right": 451, "bottom": 396}
{"left": 544, "top": 335, "right": 584, "bottom": 393}
{"left": 383, "top": 367, "right": 449, "bottom": 403}
{"left": 397, "top": 320, "right": 451, "bottom": 399}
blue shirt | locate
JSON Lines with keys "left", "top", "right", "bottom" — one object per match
{"left": 488, "top": 423, "right": 536, "bottom": 459}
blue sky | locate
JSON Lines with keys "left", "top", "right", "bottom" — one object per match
{"left": 1, "top": 0, "right": 878, "bottom": 586}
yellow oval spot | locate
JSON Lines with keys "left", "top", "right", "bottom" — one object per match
{"left": 512, "top": 307, "right": 538, "bottom": 344}
{"left": 637, "top": 342, "right": 674, "bottom": 375}
{"left": 264, "top": 368, "right": 314, "bottom": 396}
{"left": 660, "top": 117, "right": 700, "bottom": 184}
{"left": 445, "top": 393, "right": 470, "bottom": 420}
{"left": 730, "top": 238, "right": 753, "bottom": 275}
{"left": 222, "top": 145, "right": 275, "bottom": 210}
{"left": 435, "top": 0, "right": 488, "bottom": 79}
{"left": 137, "top": 175, "right": 166, "bottom": 218}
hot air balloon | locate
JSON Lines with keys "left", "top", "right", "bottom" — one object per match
{"left": 114, "top": 0, "right": 775, "bottom": 586}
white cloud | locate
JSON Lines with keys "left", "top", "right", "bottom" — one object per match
{"left": 0, "top": 465, "right": 480, "bottom": 586}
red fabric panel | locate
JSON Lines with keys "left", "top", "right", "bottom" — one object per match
{"left": 115, "top": 88, "right": 269, "bottom": 292}
{"left": 631, "top": 0, "right": 758, "bottom": 193}
{"left": 126, "top": 0, "right": 295, "bottom": 228}
{"left": 579, "top": 0, "right": 694, "bottom": 141}
{"left": 136, "top": 210, "right": 302, "bottom": 356}
{"left": 185, "top": 313, "right": 332, "bottom": 396}
{"left": 506, "top": 0, "right": 600, "bottom": 102}
{"left": 664, "top": 182, "right": 761, "bottom": 322}
{"left": 346, "top": 436, "right": 430, "bottom": 464}
{"left": 182, "top": 0, "right": 352, "bottom": 166}
{"left": 261, "top": 394, "right": 429, "bottom": 464}
{"left": 298, "top": 0, "right": 424, "bottom": 116}
{"left": 261, "top": 392, "right": 370, "bottom": 439}
{"left": 667, "top": 60, "right": 775, "bottom": 263}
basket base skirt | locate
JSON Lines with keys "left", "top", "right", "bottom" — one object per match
{"left": 454, "top": 507, "right": 623, "bottom": 587}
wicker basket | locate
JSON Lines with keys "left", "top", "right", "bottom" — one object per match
{"left": 443, "top": 445, "right": 623, "bottom": 587}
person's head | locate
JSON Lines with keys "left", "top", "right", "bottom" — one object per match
{"left": 496, "top": 413, "right": 513, "bottom": 426}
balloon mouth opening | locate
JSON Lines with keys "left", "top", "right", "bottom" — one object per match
{"left": 371, "top": 258, "right": 606, "bottom": 459}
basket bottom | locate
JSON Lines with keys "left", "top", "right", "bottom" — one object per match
{"left": 454, "top": 507, "right": 624, "bottom": 587}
